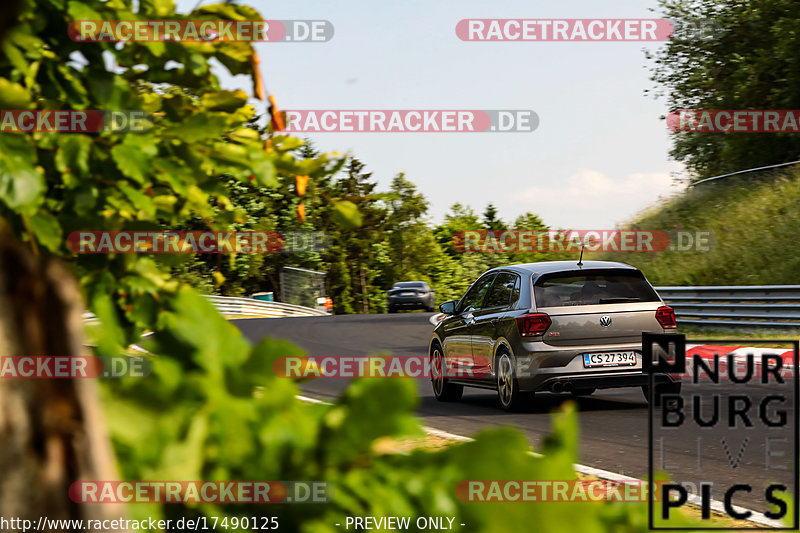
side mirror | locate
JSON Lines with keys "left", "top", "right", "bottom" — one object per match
{"left": 439, "top": 300, "right": 457, "bottom": 315}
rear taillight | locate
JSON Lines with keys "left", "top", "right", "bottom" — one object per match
{"left": 516, "top": 313, "right": 551, "bottom": 337}
{"left": 656, "top": 306, "right": 677, "bottom": 329}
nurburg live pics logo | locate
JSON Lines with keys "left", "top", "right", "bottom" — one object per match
{"left": 644, "top": 333, "right": 799, "bottom": 530}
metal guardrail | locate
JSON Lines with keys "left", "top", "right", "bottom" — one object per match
{"left": 204, "top": 295, "right": 329, "bottom": 318}
{"left": 690, "top": 159, "right": 800, "bottom": 187}
{"left": 655, "top": 286, "right": 800, "bottom": 328}
{"left": 83, "top": 295, "right": 328, "bottom": 323}
{"left": 83, "top": 288, "right": 800, "bottom": 328}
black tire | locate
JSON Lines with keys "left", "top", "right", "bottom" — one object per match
{"left": 571, "top": 388, "right": 596, "bottom": 397}
{"left": 642, "top": 382, "right": 682, "bottom": 406}
{"left": 431, "top": 344, "right": 463, "bottom": 402}
{"left": 388, "top": 306, "right": 397, "bottom": 314}
{"left": 426, "top": 305, "right": 435, "bottom": 312}
{"left": 496, "top": 351, "right": 530, "bottom": 411}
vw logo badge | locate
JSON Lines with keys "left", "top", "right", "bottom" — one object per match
{"left": 600, "top": 316, "right": 612, "bottom": 327}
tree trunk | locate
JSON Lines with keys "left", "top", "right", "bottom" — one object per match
{"left": 0, "top": 233, "right": 123, "bottom": 528}
{"left": 360, "top": 265, "right": 368, "bottom": 313}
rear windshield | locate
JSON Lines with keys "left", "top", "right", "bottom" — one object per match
{"left": 394, "top": 282, "right": 425, "bottom": 289}
{"left": 534, "top": 269, "right": 659, "bottom": 307}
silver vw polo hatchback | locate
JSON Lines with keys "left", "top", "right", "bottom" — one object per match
{"left": 429, "top": 261, "right": 681, "bottom": 410}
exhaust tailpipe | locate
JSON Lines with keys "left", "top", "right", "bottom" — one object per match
{"left": 552, "top": 381, "right": 563, "bottom": 393}
{"left": 563, "top": 382, "right": 574, "bottom": 393}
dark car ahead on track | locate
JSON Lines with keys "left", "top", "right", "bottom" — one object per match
{"left": 429, "top": 261, "right": 681, "bottom": 411}
{"left": 388, "top": 281, "right": 436, "bottom": 313}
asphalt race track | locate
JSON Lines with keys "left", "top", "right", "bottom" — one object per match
{"left": 233, "top": 313, "right": 796, "bottom": 512}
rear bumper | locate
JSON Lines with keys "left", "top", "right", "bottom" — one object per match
{"left": 388, "top": 297, "right": 429, "bottom": 308}
{"left": 509, "top": 339, "right": 681, "bottom": 392}
{"left": 522, "top": 372, "right": 675, "bottom": 392}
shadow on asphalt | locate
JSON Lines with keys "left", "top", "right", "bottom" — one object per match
{"left": 418, "top": 392, "right": 648, "bottom": 415}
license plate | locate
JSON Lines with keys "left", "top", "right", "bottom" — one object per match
{"left": 401, "top": 292, "right": 414, "bottom": 296}
{"left": 582, "top": 351, "right": 638, "bottom": 368}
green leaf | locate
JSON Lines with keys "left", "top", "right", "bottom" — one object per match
{"left": 227, "top": 127, "right": 260, "bottom": 142}
{"left": 141, "top": 41, "right": 167, "bottom": 58}
{"left": 119, "top": 183, "right": 156, "bottom": 218}
{"left": 164, "top": 112, "right": 230, "bottom": 142}
{"left": 155, "top": 412, "right": 208, "bottom": 479}
{"left": 25, "top": 211, "right": 62, "bottom": 252}
{"left": 72, "top": 184, "right": 98, "bottom": 215}
{"left": 213, "top": 43, "right": 253, "bottom": 76}
{"left": 201, "top": 90, "right": 248, "bottom": 112}
{"left": 0, "top": 77, "right": 31, "bottom": 108}
{"left": 2, "top": 41, "right": 28, "bottom": 74}
{"left": 204, "top": 141, "right": 276, "bottom": 186}
{"left": 152, "top": 158, "right": 193, "bottom": 193}
{"left": 273, "top": 135, "right": 305, "bottom": 151}
{"left": 0, "top": 134, "right": 44, "bottom": 211}
{"left": 152, "top": 195, "right": 177, "bottom": 211}
{"left": 56, "top": 135, "right": 92, "bottom": 177}
{"left": 139, "top": 0, "right": 175, "bottom": 17}
{"left": 53, "top": 64, "right": 89, "bottom": 107}
{"left": 154, "top": 287, "right": 250, "bottom": 371}
{"left": 320, "top": 378, "right": 420, "bottom": 465}
{"left": 7, "top": 29, "right": 46, "bottom": 61}
{"left": 195, "top": 3, "right": 259, "bottom": 20}
{"left": 91, "top": 291, "right": 125, "bottom": 357}
{"left": 332, "top": 200, "right": 363, "bottom": 229}
{"left": 248, "top": 150, "right": 277, "bottom": 187}
{"left": 87, "top": 75, "right": 138, "bottom": 110}
{"left": 111, "top": 134, "right": 158, "bottom": 183}
{"left": 67, "top": 0, "right": 102, "bottom": 21}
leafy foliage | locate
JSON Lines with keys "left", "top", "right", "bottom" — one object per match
{"left": 173, "top": 148, "right": 554, "bottom": 311}
{"left": 0, "top": 0, "right": 345, "bottom": 347}
{"left": 650, "top": 0, "right": 800, "bottom": 178}
{"left": 108, "top": 292, "right": 660, "bottom": 531}
{"left": 595, "top": 168, "right": 800, "bottom": 285}
{"left": 0, "top": 0, "right": 708, "bottom": 531}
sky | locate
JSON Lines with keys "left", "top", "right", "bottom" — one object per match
{"left": 177, "top": 0, "right": 687, "bottom": 229}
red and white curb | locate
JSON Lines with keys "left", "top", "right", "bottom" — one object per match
{"left": 684, "top": 344, "right": 796, "bottom": 379}
{"left": 295, "top": 395, "right": 783, "bottom": 527}
{"left": 688, "top": 344, "right": 795, "bottom": 359}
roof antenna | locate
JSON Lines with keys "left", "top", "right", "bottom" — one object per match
{"left": 577, "top": 244, "right": 585, "bottom": 267}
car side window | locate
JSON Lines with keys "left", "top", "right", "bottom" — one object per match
{"left": 460, "top": 274, "right": 495, "bottom": 312}
{"left": 483, "top": 273, "right": 518, "bottom": 309}
{"left": 510, "top": 275, "right": 521, "bottom": 306}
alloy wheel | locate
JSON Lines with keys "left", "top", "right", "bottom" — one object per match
{"left": 497, "top": 353, "right": 514, "bottom": 408}
{"left": 432, "top": 348, "right": 444, "bottom": 396}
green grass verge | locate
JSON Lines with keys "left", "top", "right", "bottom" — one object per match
{"left": 590, "top": 168, "right": 800, "bottom": 285}
{"left": 680, "top": 325, "right": 800, "bottom": 344}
